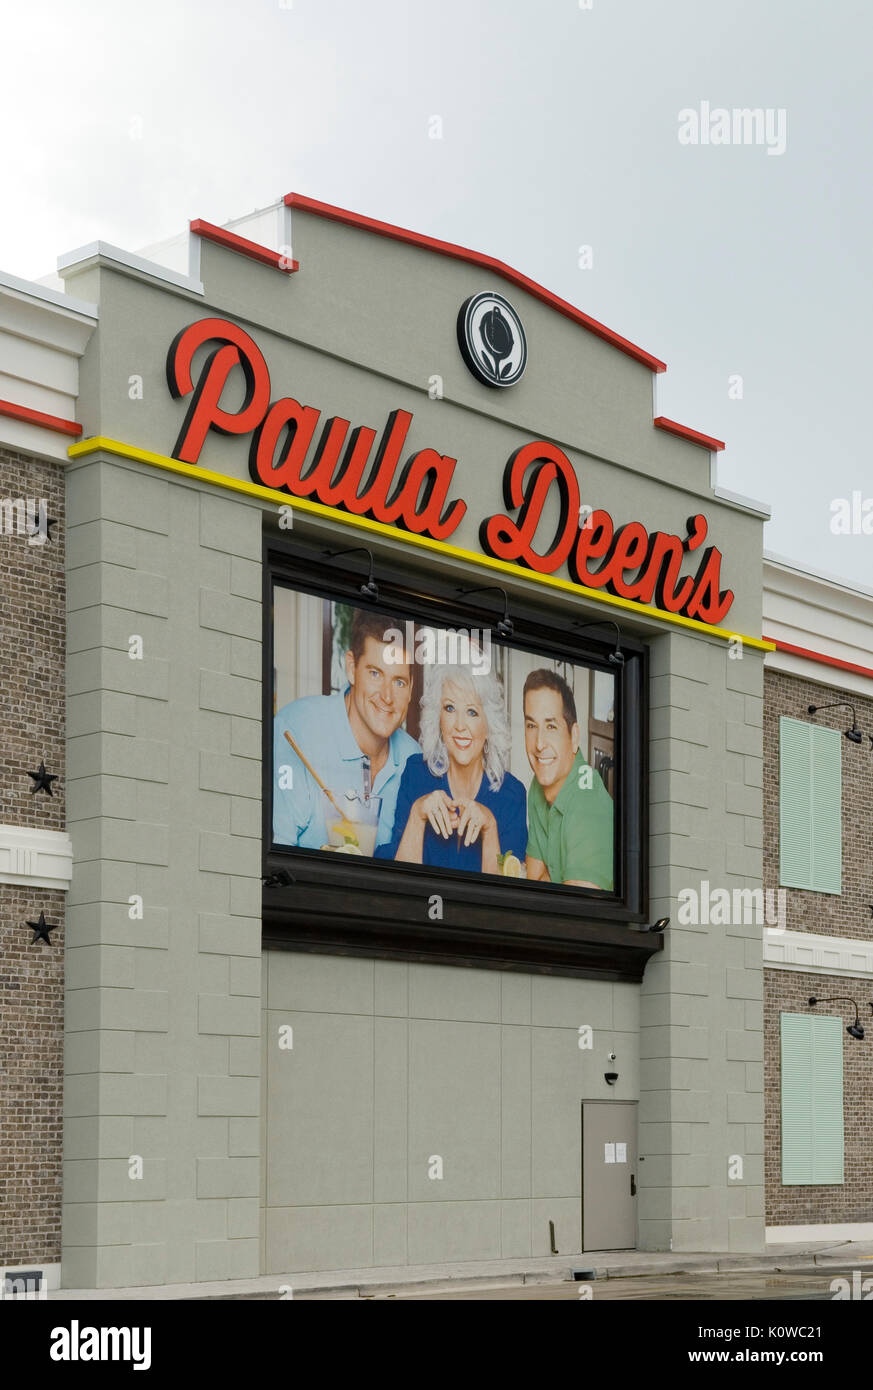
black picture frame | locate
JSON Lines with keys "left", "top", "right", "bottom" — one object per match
{"left": 262, "top": 533, "right": 656, "bottom": 980}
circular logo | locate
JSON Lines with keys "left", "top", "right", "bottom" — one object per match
{"left": 457, "top": 292, "right": 527, "bottom": 388}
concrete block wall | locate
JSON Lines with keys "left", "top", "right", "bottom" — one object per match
{"left": 639, "top": 630, "right": 765, "bottom": 1252}
{"left": 260, "top": 951, "right": 639, "bottom": 1273}
{"left": 62, "top": 456, "right": 263, "bottom": 1288}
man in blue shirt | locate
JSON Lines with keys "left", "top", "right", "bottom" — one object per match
{"left": 273, "top": 608, "right": 419, "bottom": 852}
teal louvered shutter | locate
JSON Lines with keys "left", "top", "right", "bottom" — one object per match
{"left": 779, "top": 717, "right": 841, "bottom": 893}
{"left": 810, "top": 725, "right": 842, "bottom": 892}
{"left": 781, "top": 1013, "right": 844, "bottom": 1185}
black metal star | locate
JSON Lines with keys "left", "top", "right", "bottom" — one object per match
{"left": 28, "top": 762, "right": 58, "bottom": 796}
{"left": 26, "top": 912, "right": 58, "bottom": 945}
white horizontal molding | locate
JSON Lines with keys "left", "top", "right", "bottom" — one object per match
{"left": 764, "top": 928, "right": 873, "bottom": 980}
{"left": 767, "top": 1222, "right": 873, "bottom": 1244}
{"left": 710, "top": 454, "right": 772, "bottom": 518}
{"left": 57, "top": 240, "right": 204, "bottom": 297}
{"left": 0, "top": 824, "right": 73, "bottom": 890}
{"left": 0, "top": 272, "right": 98, "bottom": 344}
{"left": 0, "top": 416, "right": 72, "bottom": 463}
{"left": 763, "top": 553, "right": 873, "bottom": 695}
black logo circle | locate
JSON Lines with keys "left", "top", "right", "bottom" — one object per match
{"left": 457, "top": 292, "right": 527, "bottom": 388}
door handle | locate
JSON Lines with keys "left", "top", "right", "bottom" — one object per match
{"left": 630, "top": 1173, "right": 637, "bottom": 1197}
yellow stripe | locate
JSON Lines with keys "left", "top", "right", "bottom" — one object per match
{"left": 67, "top": 434, "right": 775, "bottom": 652}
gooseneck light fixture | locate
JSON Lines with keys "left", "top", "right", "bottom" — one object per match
{"left": 262, "top": 870, "right": 296, "bottom": 889}
{"left": 573, "top": 618, "right": 625, "bottom": 666}
{"left": 455, "top": 584, "right": 514, "bottom": 638}
{"left": 324, "top": 547, "right": 379, "bottom": 601}
{"left": 808, "top": 995, "right": 866, "bottom": 1040}
{"left": 630, "top": 917, "right": 670, "bottom": 935}
{"left": 807, "top": 702, "right": 865, "bottom": 745}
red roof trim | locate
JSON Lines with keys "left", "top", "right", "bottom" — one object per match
{"left": 284, "top": 191, "right": 667, "bottom": 374}
{"left": 0, "top": 397, "right": 82, "bottom": 437}
{"left": 190, "top": 219, "right": 298, "bottom": 274}
{"left": 654, "top": 416, "right": 725, "bottom": 453}
{"left": 766, "top": 636, "right": 873, "bottom": 683}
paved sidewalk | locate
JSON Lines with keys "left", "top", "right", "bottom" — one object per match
{"left": 50, "top": 1240, "right": 873, "bottom": 1300}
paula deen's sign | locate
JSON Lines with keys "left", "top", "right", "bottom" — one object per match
{"left": 166, "top": 317, "right": 735, "bottom": 625}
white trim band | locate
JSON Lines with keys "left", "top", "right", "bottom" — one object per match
{"left": 0, "top": 824, "right": 73, "bottom": 890}
{"left": 763, "top": 928, "right": 873, "bottom": 981}
{"left": 57, "top": 241, "right": 204, "bottom": 296}
{"left": 767, "top": 1223, "right": 873, "bottom": 1244}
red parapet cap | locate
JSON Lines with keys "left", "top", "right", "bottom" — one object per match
{"left": 766, "top": 637, "right": 873, "bottom": 683}
{"left": 654, "top": 416, "right": 725, "bottom": 453}
{"left": 190, "top": 219, "right": 298, "bottom": 274}
{"left": 284, "top": 192, "right": 667, "bottom": 374}
{"left": 0, "top": 397, "right": 82, "bottom": 437}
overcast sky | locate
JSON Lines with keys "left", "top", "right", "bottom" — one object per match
{"left": 4, "top": 0, "right": 871, "bottom": 590}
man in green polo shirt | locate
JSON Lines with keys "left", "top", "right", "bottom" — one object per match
{"left": 522, "top": 669, "right": 614, "bottom": 890}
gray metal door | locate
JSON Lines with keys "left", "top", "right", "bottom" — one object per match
{"left": 581, "top": 1101, "right": 637, "bottom": 1251}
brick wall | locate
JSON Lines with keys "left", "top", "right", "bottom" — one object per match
{"left": 0, "top": 445, "right": 66, "bottom": 1266}
{"left": 764, "top": 666, "right": 873, "bottom": 1226}
{"left": 764, "top": 668, "right": 873, "bottom": 939}
{"left": 764, "top": 967, "right": 873, "bottom": 1227}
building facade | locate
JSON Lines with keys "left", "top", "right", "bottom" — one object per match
{"left": 0, "top": 195, "right": 863, "bottom": 1295}
{"left": 762, "top": 556, "right": 873, "bottom": 1240}
{"left": 0, "top": 272, "right": 95, "bottom": 1292}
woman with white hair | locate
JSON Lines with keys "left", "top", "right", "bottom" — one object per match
{"left": 377, "top": 654, "right": 527, "bottom": 875}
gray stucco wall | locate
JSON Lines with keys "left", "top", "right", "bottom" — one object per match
{"left": 60, "top": 231, "right": 764, "bottom": 638}
{"left": 63, "top": 457, "right": 263, "bottom": 1288}
{"left": 639, "top": 632, "right": 765, "bottom": 1251}
{"left": 261, "top": 953, "right": 637, "bottom": 1272}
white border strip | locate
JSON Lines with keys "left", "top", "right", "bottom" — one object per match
{"left": 0, "top": 824, "right": 73, "bottom": 890}
{"left": 709, "top": 453, "right": 772, "bottom": 517}
{"left": 57, "top": 241, "right": 204, "bottom": 296}
{"left": 713, "top": 483, "right": 772, "bottom": 518}
{"left": 767, "top": 1222, "right": 873, "bottom": 1244}
{"left": 0, "top": 270, "right": 98, "bottom": 321}
{"left": 764, "top": 928, "right": 873, "bottom": 980}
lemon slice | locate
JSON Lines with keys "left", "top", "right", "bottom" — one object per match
{"left": 501, "top": 854, "right": 522, "bottom": 877}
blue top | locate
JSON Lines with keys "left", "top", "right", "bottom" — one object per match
{"left": 376, "top": 754, "right": 528, "bottom": 872}
{"left": 273, "top": 689, "right": 420, "bottom": 850}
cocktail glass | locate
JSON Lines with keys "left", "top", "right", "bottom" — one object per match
{"left": 323, "top": 791, "right": 382, "bottom": 858}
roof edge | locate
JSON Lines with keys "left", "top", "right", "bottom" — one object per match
{"left": 284, "top": 191, "right": 668, "bottom": 375}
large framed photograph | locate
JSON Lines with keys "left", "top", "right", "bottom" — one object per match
{"left": 263, "top": 539, "right": 650, "bottom": 977}
{"left": 272, "top": 592, "right": 617, "bottom": 892}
